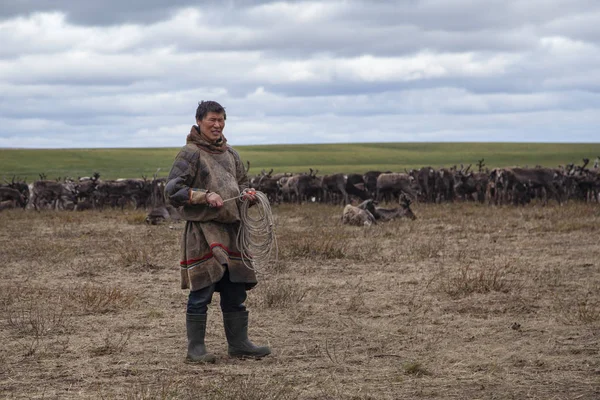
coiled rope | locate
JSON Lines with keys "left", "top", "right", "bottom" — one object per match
{"left": 222, "top": 190, "right": 278, "bottom": 271}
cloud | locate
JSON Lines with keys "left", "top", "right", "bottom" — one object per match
{"left": 0, "top": 0, "right": 599, "bottom": 148}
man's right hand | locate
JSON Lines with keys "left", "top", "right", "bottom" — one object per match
{"left": 206, "top": 192, "right": 224, "bottom": 208}
{"left": 189, "top": 189, "right": 224, "bottom": 208}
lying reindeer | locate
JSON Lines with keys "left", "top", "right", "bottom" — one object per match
{"left": 341, "top": 203, "right": 377, "bottom": 226}
{"left": 372, "top": 194, "right": 417, "bottom": 221}
{"left": 354, "top": 194, "right": 417, "bottom": 222}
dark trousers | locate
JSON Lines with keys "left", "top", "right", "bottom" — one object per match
{"left": 187, "top": 269, "right": 247, "bottom": 315}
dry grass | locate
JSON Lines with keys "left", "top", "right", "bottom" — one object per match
{"left": 1, "top": 203, "right": 599, "bottom": 399}
{"left": 254, "top": 279, "right": 307, "bottom": 309}
{"left": 98, "top": 375, "right": 298, "bottom": 400}
{"left": 68, "top": 284, "right": 137, "bottom": 314}
{"left": 89, "top": 330, "right": 132, "bottom": 356}
{"left": 437, "top": 259, "right": 518, "bottom": 298}
{"left": 403, "top": 361, "right": 431, "bottom": 377}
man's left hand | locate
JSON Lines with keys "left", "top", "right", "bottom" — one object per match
{"left": 241, "top": 188, "right": 258, "bottom": 204}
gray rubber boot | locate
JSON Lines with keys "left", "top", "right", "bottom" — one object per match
{"left": 186, "top": 313, "right": 216, "bottom": 363}
{"left": 223, "top": 311, "right": 271, "bottom": 359}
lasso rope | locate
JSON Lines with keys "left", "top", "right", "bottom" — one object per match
{"left": 222, "top": 190, "right": 278, "bottom": 271}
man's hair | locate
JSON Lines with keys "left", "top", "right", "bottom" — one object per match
{"left": 195, "top": 100, "right": 226, "bottom": 121}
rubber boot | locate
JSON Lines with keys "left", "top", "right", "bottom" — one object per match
{"left": 223, "top": 311, "right": 271, "bottom": 358}
{"left": 186, "top": 313, "right": 216, "bottom": 363}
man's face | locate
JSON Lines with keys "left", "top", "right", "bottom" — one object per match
{"left": 197, "top": 111, "right": 225, "bottom": 142}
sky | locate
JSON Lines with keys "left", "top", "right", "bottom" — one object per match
{"left": 1, "top": 0, "right": 599, "bottom": 148}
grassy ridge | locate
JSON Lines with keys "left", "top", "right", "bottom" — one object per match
{"left": 1, "top": 142, "right": 599, "bottom": 180}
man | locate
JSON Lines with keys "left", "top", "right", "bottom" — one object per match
{"left": 165, "top": 100, "right": 271, "bottom": 363}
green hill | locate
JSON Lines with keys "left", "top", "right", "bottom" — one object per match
{"left": 1, "top": 142, "right": 598, "bottom": 180}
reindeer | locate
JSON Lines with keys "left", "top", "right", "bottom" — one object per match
{"left": 372, "top": 194, "right": 417, "bottom": 221}
{"left": 0, "top": 187, "right": 27, "bottom": 210}
{"left": 342, "top": 201, "right": 377, "bottom": 226}
{"left": 355, "top": 196, "right": 417, "bottom": 222}
{"left": 144, "top": 169, "right": 181, "bottom": 224}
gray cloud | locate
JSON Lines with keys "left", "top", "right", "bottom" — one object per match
{"left": 0, "top": 0, "right": 212, "bottom": 25}
{"left": 0, "top": 0, "right": 599, "bottom": 148}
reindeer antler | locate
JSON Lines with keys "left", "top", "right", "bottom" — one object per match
{"left": 582, "top": 158, "right": 589, "bottom": 169}
{"left": 477, "top": 158, "right": 485, "bottom": 173}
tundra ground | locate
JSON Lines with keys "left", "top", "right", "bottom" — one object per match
{"left": 0, "top": 202, "right": 599, "bottom": 399}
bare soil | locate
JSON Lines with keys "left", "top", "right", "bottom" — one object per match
{"left": 1, "top": 202, "right": 599, "bottom": 399}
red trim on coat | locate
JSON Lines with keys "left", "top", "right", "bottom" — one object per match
{"left": 180, "top": 242, "right": 244, "bottom": 266}
{"left": 180, "top": 252, "right": 213, "bottom": 266}
{"left": 210, "top": 243, "right": 243, "bottom": 258}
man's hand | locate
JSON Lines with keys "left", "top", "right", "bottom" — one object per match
{"left": 206, "top": 192, "right": 224, "bottom": 208}
{"left": 241, "top": 188, "right": 258, "bottom": 204}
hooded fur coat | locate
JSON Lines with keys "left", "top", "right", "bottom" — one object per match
{"left": 165, "top": 127, "right": 257, "bottom": 291}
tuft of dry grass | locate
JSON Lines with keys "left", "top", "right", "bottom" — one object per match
{"left": 67, "top": 284, "right": 137, "bottom": 314}
{"left": 556, "top": 293, "right": 600, "bottom": 324}
{"left": 125, "top": 212, "right": 149, "bottom": 225}
{"left": 280, "top": 235, "right": 348, "bottom": 260}
{"left": 90, "top": 330, "right": 132, "bottom": 356}
{"left": 403, "top": 361, "right": 431, "bottom": 377}
{"left": 115, "top": 236, "right": 163, "bottom": 271}
{"left": 254, "top": 279, "right": 306, "bottom": 309}
{"left": 437, "top": 260, "right": 517, "bottom": 298}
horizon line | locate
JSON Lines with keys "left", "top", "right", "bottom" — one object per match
{"left": 2, "top": 140, "right": 600, "bottom": 151}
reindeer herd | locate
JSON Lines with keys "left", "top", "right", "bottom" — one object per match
{"left": 251, "top": 157, "right": 600, "bottom": 207}
{"left": 0, "top": 172, "right": 164, "bottom": 213}
{"left": 1, "top": 157, "right": 599, "bottom": 224}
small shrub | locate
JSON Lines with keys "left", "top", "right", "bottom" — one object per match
{"left": 145, "top": 309, "right": 165, "bottom": 319}
{"left": 68, "top": 285, "right": 136, "bottom": 314}
{"left": 90, "top": 331, "right": 132, "bottom": 356}
{"left": 114, "top": 236, "right": 163, "bottom": 271}
{"left": 403, "top": 361, "right": 430, "bottom": 377}
{"left": 576, "top": 299, "right": 600, "bottom": 323}
{"left": 116, "top": 244, "right": 150, "bottom": 265}
{"left": 439, "top": 261, "right": 514, "bottom": 298}
{"left": 125, "top": 212, "right": 148, "bottom": 225}
{"left": 16, "top": 336, "right": 41, "bottom": 357}
{"left": 556, "top": 293, "right": 600, "bottom": 324}
{"left": 257, "top": 280, "right": 306, "bottom": 309}
{"left": 7, "top": 301, "right": 70, "bottom": 336}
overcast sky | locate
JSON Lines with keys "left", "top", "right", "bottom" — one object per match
{"left": 1, "top": 0, "right": 599, "bottom": 148}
